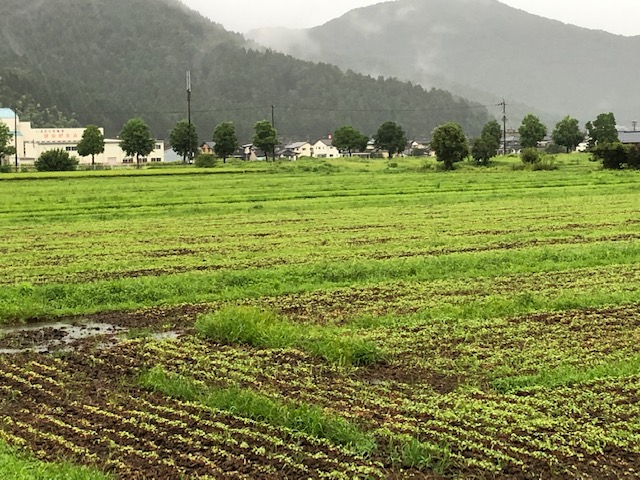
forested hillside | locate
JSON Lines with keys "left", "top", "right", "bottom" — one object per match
{"left": 0, "top": 0, "right": 490, "bottom": 141}
{"left": 249, "top": 0, "right": 640, "bottom": 126}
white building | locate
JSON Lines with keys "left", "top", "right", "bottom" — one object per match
{"left": 0, "top": 108, "right": 164, "bottom": 166}
{"left": 312, "top": 138, "right": 341, "bottom": 158}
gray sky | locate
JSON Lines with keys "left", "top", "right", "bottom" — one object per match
{"left": 181, "top": 0, "right": 640, "bottom": 36}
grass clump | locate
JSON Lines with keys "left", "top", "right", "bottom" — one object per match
{"left": 139, "top": 366, "right": 375, "bottom": 455}
{"left": 493, "top": 353, "right": 640, "bottom": 393}
{"left": 383, "top": 433, "right": 454, "bottom": 475}
{"left": 0, "top": 439, "right": 112, "bottom": 480}
{"left": 195, "top": 306, "right": 384, "bottom": 367}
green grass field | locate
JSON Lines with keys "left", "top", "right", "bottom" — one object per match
{"left": 0, "top": 154, "right": 639, "bottom": 478}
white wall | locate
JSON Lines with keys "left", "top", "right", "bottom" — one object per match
{"left": 1, "top": 113, "right": 164, "bottom": 166}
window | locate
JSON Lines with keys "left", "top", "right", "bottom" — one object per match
{"left": 65, "top": 146, "right": 77, "bottom": 151}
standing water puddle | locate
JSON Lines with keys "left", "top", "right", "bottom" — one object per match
{"left": 0, "top": 322, "right": 126, "bottom": 354}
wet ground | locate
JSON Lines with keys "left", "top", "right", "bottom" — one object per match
{"left": 0, "top": 303, "right": 208, "bottom": 354}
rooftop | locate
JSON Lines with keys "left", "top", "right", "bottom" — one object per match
{"left": 619, "top": 131, "right": 640, "bottom": 144}
{"left": 0, "top": 108, "right": 17, "bottom": 119}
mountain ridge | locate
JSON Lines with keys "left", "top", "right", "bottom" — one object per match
{"left": 0, "top": 0, "right": 490, "bottom": 141}
{"left": 248, "top": 0, "right": 640, "bottom": 127}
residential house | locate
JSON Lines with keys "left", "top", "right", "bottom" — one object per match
{"left": 498, "top": 129, "right": 521, "bottom": 155}
{"left": 410, "top": 139, "right": 431, "bottom": 156}
{"left": 312, "top": 138, "right": 341, "bottom": 158}
{"left": 365, "top": 138, "right": 389, "bottom": 158}
{"left": 277, "top": 148, "right": 298, "bottom": 160}
{"left": 241, "top": 144, "right": 268, "bottom": 161}
{"left": 200, "top": 141, "right": 216, "bottom": 154}
{"left": 285, "top": 141, "right": 313, "bottom": 159}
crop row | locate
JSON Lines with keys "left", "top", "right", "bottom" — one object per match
{"left": 0, "top": 353, "right": 386, "bottom": 479}
{"left": 124, "top": 314, "right": 640, "bottom": 478}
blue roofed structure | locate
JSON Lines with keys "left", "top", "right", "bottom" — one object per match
{"left": 0, "top": 108, "right": 17, "bottom": 119}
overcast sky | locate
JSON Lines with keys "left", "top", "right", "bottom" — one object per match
{"left": 181, "top": 0, "right": 640, "bottom": 36}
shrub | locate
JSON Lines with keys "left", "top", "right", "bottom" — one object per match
{"left": 531, "top": 155, "right": 558, "bottom": 171}
{"left": 627, "top": 145, "right": 640, "bottom": 169}
{"left": 0, "top": 164, "right": 11, "bottom": 173}
{"left": 545, "top": 143, "right": 565, "bottom": 154}
{"left": 194, "top": 153, "right": 217, "bottom": 168}
{"left": 34, "top": 149, "right": 78, "bottom": 171}
{"left": 520, "top": 148, "right": 540, "bottom": 164}
{"left": 592, "top": 142, "right": 628, "bottom": 169}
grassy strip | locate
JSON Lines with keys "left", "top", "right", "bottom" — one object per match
{"left": 493, "top": 353, "right": 640, "bottom": 393}
{"left": 139, "top": 366, "right": 376, "bottom": 455}
{"left": 195, "top": 306, "right": 383, "bottom": 367}
{"left": 382, "top": 433, "right": 454, "bottom": 475}
{"left": 350, "top": 291, "right": 640, "bottom": 330}
{"left": 0, "top": 439, "right": 111, "bottom": 480}
{"left": 3, "top": 241, "right": 640, "bottom": 323}
{"left": 139, "top": 366, "right": 453, "bottom": 471}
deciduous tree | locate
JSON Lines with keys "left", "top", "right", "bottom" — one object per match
{"left": 431, "top": 122, "right": 469, "bottom": 170}
{"left": 0, "top": 123, "right": 15, "bottom": 165}
{"left": 213, "top": 122, "right": 238, "bottom": 163}
{"left": 169, "top": 120, "right": 198, "bottom": 163}
{"left": 471, "top": 120, "right": 502, "bottom": 165}
{"left": 333, "top": 125, "right": 369, "bottom": 156}
{"left": 482, "top": 120, "right": 502, "bottom": 153}
{"left": 471, "top": 137, "right": 493, "bottom": 166}
{"left": 119, "top": 118, "right": 155, "bottom": 167}
{"left": 77, "top": 125, "right": 105, "bottom": 167}
{"left": 374, "top": 121, "right": 407, "bottom": 159}
{"left": 552, "top": 116, "right": 584, "bottom": 153}
{"left": 519, "top": 114, "right": 547, "bottom": 149}
{"left": 586, "top": 113, "right": 619, "bottom": 148}
{"left": 253, "top": 120, "right": 278, "bottom": 162}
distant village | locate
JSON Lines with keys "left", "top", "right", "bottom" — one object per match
{"left": 3, "top": 107, "right": 640, "bottom": 167}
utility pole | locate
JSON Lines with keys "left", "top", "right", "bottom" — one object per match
{"left": 271, "top": 105, "right": 275, "bottom": 129}
{"left": 186, "top": 70, "right": 192, "bottom": 162}
{"left": 502, "top": 99, "right": 507, "bottom": 156}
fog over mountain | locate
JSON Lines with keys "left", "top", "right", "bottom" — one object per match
{"left": 248, "top": 0, "right": 640, "bottom": 127}
{"left": 0, "top": 0, "right": 491, "bottom": 141}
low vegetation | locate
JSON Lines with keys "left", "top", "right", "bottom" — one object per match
{"left": 196, "top": 306, "right": 383, "bottom": 367}
{"left": 1, "top": 154, "right": 639, "bottom": 479}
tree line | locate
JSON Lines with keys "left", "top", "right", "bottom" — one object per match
{"left": 13, "top": 110, "right": 638, "bottom": 173}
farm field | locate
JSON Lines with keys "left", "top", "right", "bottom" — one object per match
{"left": 0, "top": 155, "right": 639, "bottom": 479}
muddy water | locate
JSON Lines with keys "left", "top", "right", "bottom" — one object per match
{"left": 0, "top": 322, "right": 126, "bottom": 354}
